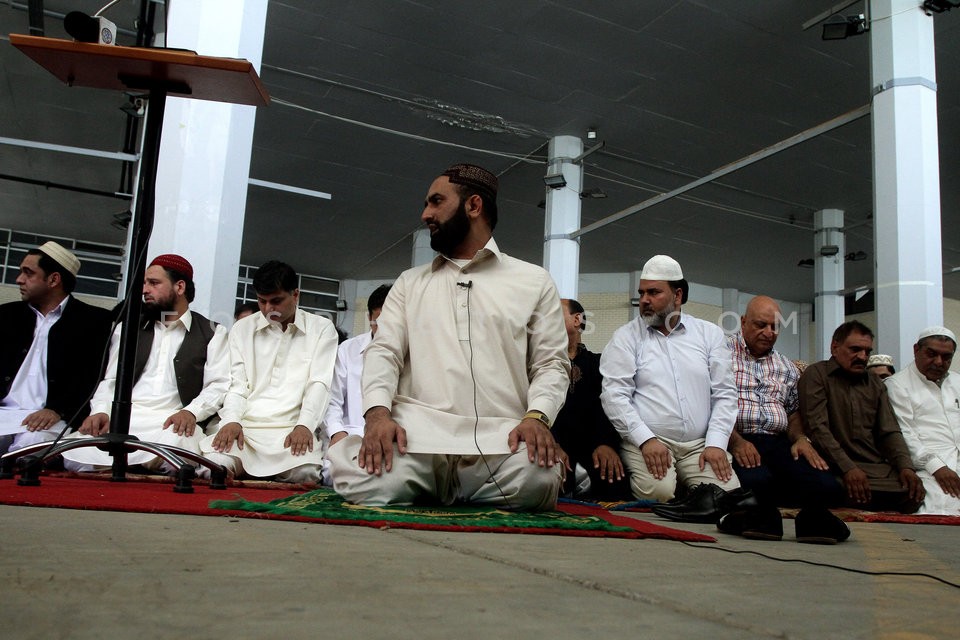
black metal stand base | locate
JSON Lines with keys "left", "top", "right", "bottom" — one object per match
{"left": 0, "top": 435, "right": 228, "bottom": 492}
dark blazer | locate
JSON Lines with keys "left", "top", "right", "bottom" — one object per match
{"left": 0, "top": 296, "right": 114, "bottom": 427}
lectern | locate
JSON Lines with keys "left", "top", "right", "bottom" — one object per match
{"left": 0, "top": 35, "right": 269, "bottom": 492}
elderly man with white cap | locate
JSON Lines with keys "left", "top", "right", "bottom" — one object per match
{"left": 0, "top": 241, "right": 113, "bottom": 454}
{"left": 600, "top": 255, "right": 741, "bottom": 521}
{"left": 885, "top": 326, "right": 960, "bottom": 514}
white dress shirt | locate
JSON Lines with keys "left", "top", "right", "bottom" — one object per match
{"left": 600, "top": 313, "right": 737, "bottom": 450}
{"left": 324, "top": 331, "right": 371, "bottom": 440}
{"left": 886, "top": 362, "right": 960, "bottom": 514}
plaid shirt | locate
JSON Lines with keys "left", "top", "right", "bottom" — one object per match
{"left": 727, "top": 332, "right": 799, "bottom": 436}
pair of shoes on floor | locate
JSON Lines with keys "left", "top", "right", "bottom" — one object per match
{"left": 718, "top": 505, "right": 784, "bottom": 540}
{"left": 717, "top": 505, "right": 850, "bottom": 544}
{"left": 794, "top": 505, "right": 850, "bottom": 544}
{"left": 651, "top": 483, "right": 757, "bottom": 524}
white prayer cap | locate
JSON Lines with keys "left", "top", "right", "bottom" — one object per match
{"left": 37, "top": 241, "right": 80, "bottom": 276}
{"left": 917, "top": 326, "right": 957, "bottom": 344}
{"left": 866, "top": 354, "right": 894, "bottom": 369}
{"left": 639, "top": 255, "right": 683, "bottom": 281}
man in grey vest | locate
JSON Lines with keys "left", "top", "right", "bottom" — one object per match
{"left": 63, "top": 255, "right": 230, "bottom": 473}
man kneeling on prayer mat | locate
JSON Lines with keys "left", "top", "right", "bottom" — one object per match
{"left": 201, "top": 261, "right": 338, "bottom": 483}
{"left": 63, "top": 254, "right": 230, "bottom": 474}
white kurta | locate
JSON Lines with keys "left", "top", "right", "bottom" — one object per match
{"left": 62, "top": 311, "right": 229, "bottom": 466}
{"left": 201, "top": 308, "right": 338, "bottom": 476}
{"left": 361, "top": 238, "right": 570, "bottom": 455}
{"left": 323, "top": 331, "right": 371, "bottom": 440}
{"left": 0, "top": 299, "right": 68, "bottom": 440}
{"left": 886, "top": 363, "right": 960, "bottom": 515}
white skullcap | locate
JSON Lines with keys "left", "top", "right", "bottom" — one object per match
{"left": 37, "top": 241, "right": 80, "bottom": 277}
{"left": 866, "top": 354, "right": 894, "bottom": 369}
{"left": 917, "top": 326, "right": 957, "bottom": 344}
{"left": 639, "top": 255, "right": 683, "bottom": 281}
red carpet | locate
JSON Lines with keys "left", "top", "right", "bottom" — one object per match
{"left": 0, "top": 474, "right": 715, "bottom": 542}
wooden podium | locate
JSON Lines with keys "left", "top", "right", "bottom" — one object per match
{"left": 1, "top": 35, "right": 269, "bottom": 491}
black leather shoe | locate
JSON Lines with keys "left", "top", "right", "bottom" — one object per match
{"left": 795, "top": 506, "right": 850, "bottom": 544}
{"left": 651, "top": 483, "right": 729, "bottom": 523}
{"left": 718, "top": 505, "right": 783, "bottom": 540}
{"left": 724, "top": 487, "right": 759, "bottom": 511}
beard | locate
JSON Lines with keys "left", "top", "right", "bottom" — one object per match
{"left": 143, "top": 292, "right": 177, "bottom": 321}
{"left": 641, "top": 298, "right": 676, "bottom": 328}
{"left": 429, "top": 199, "right": 471, "bottom": 255}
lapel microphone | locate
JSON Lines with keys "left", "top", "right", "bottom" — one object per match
{"left": 457, "top": 281, "right": 473, "bottom": 288}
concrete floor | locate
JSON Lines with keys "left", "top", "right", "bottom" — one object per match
{"left": 1, "top": 504, "right": 958, "bottom": 640}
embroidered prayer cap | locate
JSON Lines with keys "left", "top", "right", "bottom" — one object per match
{"left": 866, "top": 354, "right": 895, "bottom": 369}
{"left": 639, "top": 255, "right": 683, "bottom": 281}
{"left": 37, "top": 241, "right": 81, "bottom": 277}
{"left": 149, "top": 254, "right": 194, "bottom": 280}
{"left": 917, "top": 326, "right": 957, "bottom": 345}
{"left": 441, "top": 163, "right": 498, "bottom": 203}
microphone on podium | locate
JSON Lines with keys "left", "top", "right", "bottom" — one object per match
{"left": 64, "top": 10, "right": 117, "bottom": 45}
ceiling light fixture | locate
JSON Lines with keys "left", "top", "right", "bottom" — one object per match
{"left": 821, "top": 13, "right": 867, "bottom": 40}
{"left": 543, "top": 172, "right": 567, "bottom": 189}
{"left": 580, "top": 187, "right": 607, "bottom": 199}
{"left": 923, "top": 0, "right": 960, "bottom": 13}
{"left": 586, "top": 127, "right": 597, "bottom": 140}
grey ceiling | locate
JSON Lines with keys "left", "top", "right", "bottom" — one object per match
{"left": 2, "top": 0, "right": 959, "bottom": 303}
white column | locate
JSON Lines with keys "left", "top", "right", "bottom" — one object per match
{"left": 628, "top": 270, "right": 642, "bottom": 321}
{"left": 411, "top": 228, "right": 435, "bottom": 267}
{"left": 871, "top": 0, "right": 943, "bottom": 366}
{"left": 721, "top": 287, "right": 740, "bottom": 334}
{"left": 543, "top": 135, "right": 583, "bottom": 298}
{"left": 148, "top": 0, "right": 267, "bottom": 326}
{"left": 814, "top": 209, "right": 845, "bottom": 360}
{"left": 799, "top": 302, "right": 814, "bottom": 363}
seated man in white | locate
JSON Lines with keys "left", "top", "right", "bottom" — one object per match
{"left": 0, "top": 242, "right": 113, "bottom": 454}
{"left": 63, "top": 255, "right": 229, "bottom": 473}
{"left": 202, "top": 260, "right": 338, "bottom": 483}
{"left": 320, "top": 284, "right": 391, "bottom": 484}
{"left": 885, "top": 326, "right": 960, "bottom": 515}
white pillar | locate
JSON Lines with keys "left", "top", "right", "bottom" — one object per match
{"left": 815, "top": 209, "right": 845, "bottom": 360}
{"left": 871, "top": 0, "right": 943, "bottom": 366}
{"left": 799, "top": 302, "right": 814, "bottom": 363}
{"left": 411, "top": 228, "right": 435, "bottom": 267}
{"left": 628, "top": 270, "right": 643, "bottom": 321}
{"left": 148, "top": 0, "right": 267, "bottom": 326}
{"left": 721, "top": 287, "right": 740, "bottom": 334}
{"left": 543, "top": 135, "right": 583, "bottom": 298}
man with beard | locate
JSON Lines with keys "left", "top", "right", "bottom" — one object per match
{"left": 600, "top": 255, "right": 741, "bottom": 514}
{"left": 885, "top": 327, "right": 960, "bottom": 514}
{"left": 63, "top": 255, "right": 229, "bottom": 473}
{"left": 328, "top": 163, "right": 569, "bottom": 511}
{"left": 799, "top": 321, "right": 923, "bottom": 513}
{"left": 0, "top": 242, "right": 112, "bottom": 454}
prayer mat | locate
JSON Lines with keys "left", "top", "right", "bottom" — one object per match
{"left": 209, "top": 487, "right": 716, "bottom": 541}
{"left": 779, "top": 507, "right": 960, "bottom": 526}
{"left": 568, "top": 497, "right": 960, "bottom": 526}
{"left": 0, "top": 474, "right": 714, "bottom": 541}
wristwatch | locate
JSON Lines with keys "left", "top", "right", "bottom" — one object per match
{"left": 524, "top": 410, "right": 551, "bottom": 428}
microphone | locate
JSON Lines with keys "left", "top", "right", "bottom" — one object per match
{"left": 457, "top": 281, "right": 473, "bottom": 288}
{"left": 64, "top": 11, "right": 117, "bottom": 45}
